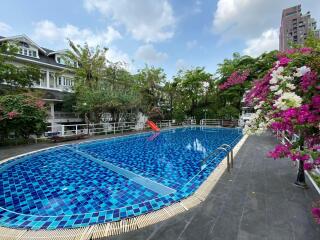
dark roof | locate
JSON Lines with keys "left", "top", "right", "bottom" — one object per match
{"left": 42, "top": 47, "right": 55, "bottom": 54}
{"left": 0, "top": 35, "right": 69, "bottom": 69}
{"left": 16, "top": 51, "right": 67, "bottom": 69}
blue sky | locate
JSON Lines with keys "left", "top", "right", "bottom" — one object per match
{"left": 0, "top": 0, "right": 319, "bottom": 80}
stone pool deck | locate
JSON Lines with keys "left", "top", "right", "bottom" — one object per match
{"left": 107, "top": 134, "right": 320, "bottom": 240}
{"left": 0, "top": 133, "right": 320, "bottom": 240}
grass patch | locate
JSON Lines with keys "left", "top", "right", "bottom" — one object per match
{"left": 311, "top": 172, "right": 320, "bottom": 187}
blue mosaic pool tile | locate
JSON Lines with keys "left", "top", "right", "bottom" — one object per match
{"left": 0, "top": 127, "right": 242, "bottom": 230}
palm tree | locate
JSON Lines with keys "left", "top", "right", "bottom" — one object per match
{"left": 65, "top": 40, "right": 108, "bottom": 89}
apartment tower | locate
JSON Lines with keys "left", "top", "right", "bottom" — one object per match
{"left": 279, "top": 5, "right": 320, "bottom": 51}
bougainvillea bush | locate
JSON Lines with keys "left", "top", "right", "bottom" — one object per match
{"left": 218, "top": 70, "right": 250, "bottom": 90}
{"left": 0, "top": 94, "right": 47, "bottom": 142}
{"left": 243, "top": 44, "right": 320, "bottom": 223}
{"left": 244, "top": 48, "right": 319, "bottom": 168}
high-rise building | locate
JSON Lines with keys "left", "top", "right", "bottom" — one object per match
{"left": 279, "top": 5, "right": 320, "bottom": 51}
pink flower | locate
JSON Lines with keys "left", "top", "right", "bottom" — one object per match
{"left": 299, "top": 47, "right": 313, "bottom": 54}
{"left": 282, "top": 108, "right": 297, "bottom": 120}
{"left": 312, "top": 208, "right": 320, "bottom": 224}
{"left": 284, "top": 49, "right": 297, "bottom": 55}
{"left": 314, "top": 157, "right": 320, "bottom": 166}
{"left": 35, "top": 100, "right": 45, "bottom": 109}
{"left": 7, "top": 111, "right": 18, "bottom": 119}
{"left": 289, "top": 152, "right": 310, "bottom": 161}
{"left": 267, "top": 144, "right": 291, "bottom": 159}
{"left": 219, "top": 70, "right": 250, "bottom": 91}
{"left": 303, "top": 162, "right": 313, "bottom": 171}
{"left": 278, "top": 57, "right": 292, "bottom": 67}
{"left": 244, "top": 72, "right": 271, "bottom": 105}
{"left": 301, "top": 71, "right": 318, "bottom": 92}
{"left": 311, "top": 96, "right": 320, "bottom": 109}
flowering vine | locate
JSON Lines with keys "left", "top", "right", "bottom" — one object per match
{"left": 242, "top": 46, "right": 320, "bottom": 222}
{"left": 219, "top": 70, "right": 250, "bottom": 90}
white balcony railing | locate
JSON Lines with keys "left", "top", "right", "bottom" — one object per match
{"left": 32, "top": 84, "right": 73, "bottom": 92}
{"left": 47, "top": 111, "right": 82, "bottom": 123}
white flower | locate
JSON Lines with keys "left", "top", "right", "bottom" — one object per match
{"left": 273, "top": 92, "right": 302, "bottom": 110}
{"left": 275, "top": 89, "right": 283, "bottom": 95}
{"left": 258, "top": 122, "right": 267, "bottom": 131}
{"left": 286, "top": 83, "right": 296, "bottom": 90}
{"left": 275, "top": 66, "right": 284, "bottom": 74}
{"left": 269, "top": 77, "right": 278, "bottom": 84}
{"left": 270, "top": 85, "right": 279, "bottom": 91}
{"left": 283, "top": 76, "right": 293, "bottom": 81}
{"left": 270, "top": 67, "right": 284, "bottom": 85}
{"left": 294, "top": 66, "right": 311, "bottom": 77}
{"left": 254, "top": 101, "right": 264, "bottom": 110}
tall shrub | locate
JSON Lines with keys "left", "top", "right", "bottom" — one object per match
{"left": 0, "top": 94, "right": 47, "bottom": 141}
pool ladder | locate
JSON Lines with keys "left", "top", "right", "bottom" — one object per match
{"left": 201, "top": 144, "right": 234, "bottom": 172}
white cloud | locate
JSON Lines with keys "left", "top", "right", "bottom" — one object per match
{"left": 106, "top": 47, "right": 135, "bottom": 72}
{"left": 193, "top": 0, "right": 202, "bottom": 14}
{"left": 186, "top": 40, "right": 198, "bottom": 49}
{"left": 135, "top": 44, "right": 168, "bottom": 64}
{"left": 33, "top": 20, "right": 121, "bottom": 48}
{"left": 0, "top": 22, "right": 12, "bottom": 35}
{"left": 84, "top": 0, "right": 175, "bottom": 42}
{"left": 33, "top": 20, "right": 134, "bottom": 71}
{"left": 212, "top": 0, "right": 320, "bottom": 40}
{"left": 243, "top": 28, "right": 279, "bottom": 57}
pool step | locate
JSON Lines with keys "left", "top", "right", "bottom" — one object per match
{"left": 66, "top": 146, "right": 176, "bottom": 196}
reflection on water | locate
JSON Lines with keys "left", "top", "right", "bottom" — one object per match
{"left": 185, "top": 138, "right": 207, "bottom": 157}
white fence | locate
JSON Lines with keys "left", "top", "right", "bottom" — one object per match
{"left": 200, "top": 119, "right": 222, "bottom": 126}
{"left": 200, "top": 119, "right": 238, "bottom": 127}
{"left": 46, "top": 122, "right": 144, "bottom": 137}
{"left": 44, "top": 119, "right": 196, "bottom": 138}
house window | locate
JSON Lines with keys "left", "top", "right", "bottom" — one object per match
{"left": 40, "top": 71, "right": 46, "bottom": 87}
{"left": 57, "top": 57, "right": 61, "bottom": 63}
{"left": 19, "top": 47, "right": 38, "bottom": 58}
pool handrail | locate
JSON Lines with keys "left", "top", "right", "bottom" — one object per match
{"left": 201, "top": 143, "right": 234, "bottom": 172}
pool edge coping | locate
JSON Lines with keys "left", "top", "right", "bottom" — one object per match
{"left": 0, "top": 129, "right": 247, "bottom": 240}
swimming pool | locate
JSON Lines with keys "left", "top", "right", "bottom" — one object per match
{"left": 0, "top": 127, "right": 242, "bottom": 230}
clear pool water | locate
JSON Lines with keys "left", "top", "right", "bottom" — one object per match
{"left": 0, "top": 127, "right": 242, "bottom": 230}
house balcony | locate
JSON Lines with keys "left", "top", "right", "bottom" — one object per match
{"left": 47, "top": 111, "right": 83, "bottom": 124}
{"left": 33, "top": 83, "right": 73, "bottom": 92}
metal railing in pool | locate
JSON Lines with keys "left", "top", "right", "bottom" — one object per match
{"left": 201, "top": 143, "right": 234, "bottom": 172}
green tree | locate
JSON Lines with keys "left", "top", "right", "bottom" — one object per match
{"left": 65, "top": 40, "right": 108, "bottom": 89}
{"left": 135, "top": 66, "right": 166, "bottom": 113}
{"left": 0, "top": 41, "right": 40, "bottom": 93}
{"left": 214, "top": 51, "right": 278, "bottom": 119}
{"left": 66, "top": 40, "right": 140, "bottom": 122}
{"left": 172, "top": 67, "right": 212, "bottom": 122}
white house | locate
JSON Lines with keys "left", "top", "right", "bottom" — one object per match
{"left": 0, "top": 35, "right": 82, "bottom": 131}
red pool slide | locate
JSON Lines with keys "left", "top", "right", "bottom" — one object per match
{"left": 146, "top": 120, "right": 160, "bottom": 132}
